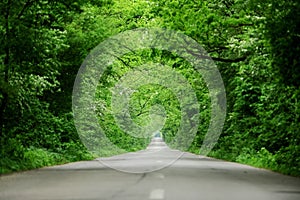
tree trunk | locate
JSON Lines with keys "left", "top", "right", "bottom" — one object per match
{"left": 0, "top": 0, "right": 11, "bottom": 138}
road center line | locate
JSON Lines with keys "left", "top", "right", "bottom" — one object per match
{"left": 149, "top": 189, "right": 165, "bottom": 199}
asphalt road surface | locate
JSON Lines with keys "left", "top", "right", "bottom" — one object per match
{"left": 1, "top": 138, "right": 299, "bottom": 200}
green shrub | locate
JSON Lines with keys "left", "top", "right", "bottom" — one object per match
{"left": 236, "top": 147, "right": 277, "bottom": 169}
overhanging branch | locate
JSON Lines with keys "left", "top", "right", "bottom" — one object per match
{"left": 211, "top": 54, "right": 249, "bottom": 63}
{"left": 186, "top": 48, "right": 250, "bottom": 63}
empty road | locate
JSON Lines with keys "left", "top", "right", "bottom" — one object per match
{"left": 1, "top": 138, "right": 299, "bottom": 200}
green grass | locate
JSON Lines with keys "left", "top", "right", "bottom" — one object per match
{"left": 0, "top": 143, "right": 95, "bottom": 175}
{"left": 208, "top": 147, "right": 299, "bottom": 177}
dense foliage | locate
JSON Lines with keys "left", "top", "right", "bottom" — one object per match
{"left": 1, "top": 0, "right": 299, "bottom": 176}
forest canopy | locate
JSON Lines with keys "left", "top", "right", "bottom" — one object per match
{"left": 0, "top": 0, "right": 299, "bottom": 176}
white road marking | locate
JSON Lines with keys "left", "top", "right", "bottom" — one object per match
{"left": 149, "top": 189, "right": 165, "bottom": 199}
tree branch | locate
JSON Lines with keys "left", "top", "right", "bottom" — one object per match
{"left": 186, "top": 48, "right": 250, "bottom": 63}
{"left": 211, "top": 54, "right": 249, "bottom": 63}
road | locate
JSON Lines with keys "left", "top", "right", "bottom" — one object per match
{"left": 1, "top": 138, "right": 299, "bottom": 200}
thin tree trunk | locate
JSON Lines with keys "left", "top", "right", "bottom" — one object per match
{"left": 0, "top": 0, "right": 11, "bottom": 138}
